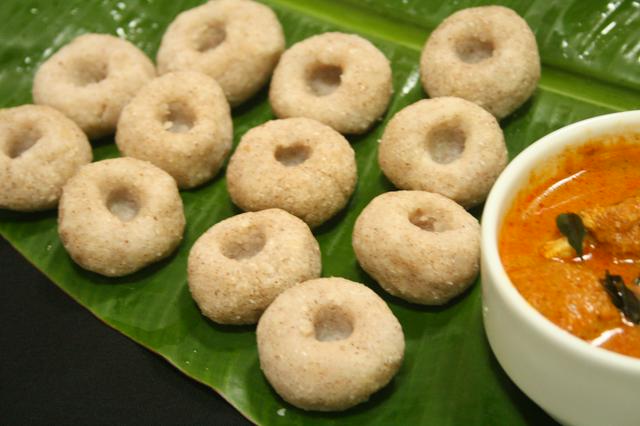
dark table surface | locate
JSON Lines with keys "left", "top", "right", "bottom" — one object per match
{"left": 0, "top": 237, "right": 250, "bottom": 425}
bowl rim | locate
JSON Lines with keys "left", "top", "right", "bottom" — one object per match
{"left": 481, "top": 109, "right": 640, "bottom": 373}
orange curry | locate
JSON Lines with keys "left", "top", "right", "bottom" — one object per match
{"left": 499, "top": 133, "right": 640, "bottom": 358}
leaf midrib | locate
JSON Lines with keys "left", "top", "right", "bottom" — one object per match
{"left": 267, "top": 0, "right": 640, "bottom": 112}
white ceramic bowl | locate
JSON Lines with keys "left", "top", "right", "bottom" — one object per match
{"left": 481, "top": 110, "right": 640, "bottom": 426}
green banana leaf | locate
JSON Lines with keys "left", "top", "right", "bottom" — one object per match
{"left": 1, "top": 0, "right": 639, "bottom": 424}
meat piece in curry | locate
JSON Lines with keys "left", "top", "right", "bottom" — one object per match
{"left": 582, "top": 195, "right": 640, "bottom": 255}
{"left": 542, "top": 195, "right": 640, "bottom": 259}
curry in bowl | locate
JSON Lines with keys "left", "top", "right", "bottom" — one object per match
{"left": 499, "top": 132, "right": 640, "bottom": 358}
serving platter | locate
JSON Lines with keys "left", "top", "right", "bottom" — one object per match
{"left": 1, "top": 0, "right": 639, "bottom": 424}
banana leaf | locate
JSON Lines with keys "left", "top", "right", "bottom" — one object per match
{"left": 1, "top": 0, "right": 638, "bottom": 424}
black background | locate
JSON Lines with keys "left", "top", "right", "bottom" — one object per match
{"left": 0, "top": 238, "right": 250, "bottom": 425}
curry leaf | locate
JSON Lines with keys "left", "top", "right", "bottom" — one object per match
{"left": 601, "top": 271, "right": 640, "bottom": 325}
{"left": 556, "top": 213, "right": 586, "bottom": 259}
